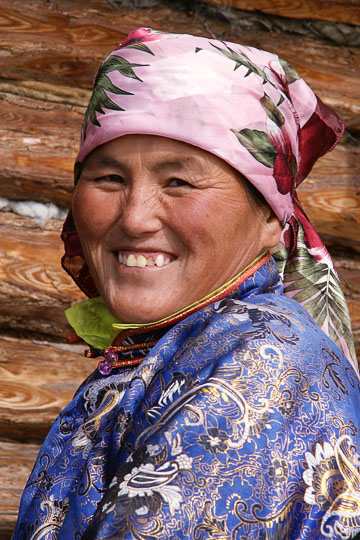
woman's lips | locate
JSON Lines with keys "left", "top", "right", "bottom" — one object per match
{"left": 117, "top": 252, "right": 173, "bottom": 268}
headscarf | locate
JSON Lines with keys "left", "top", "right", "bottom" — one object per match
{"left": 62, "top": 28, "right": 356, "bottom": 368}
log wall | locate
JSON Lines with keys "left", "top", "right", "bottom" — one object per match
{"left": 0, "top": 0, "right": 359, "bottom": 535}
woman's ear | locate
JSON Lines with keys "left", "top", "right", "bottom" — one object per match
{"left": 261, "top": 208, "right": 282, "bottom": 250}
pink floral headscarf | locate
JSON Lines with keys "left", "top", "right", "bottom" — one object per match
{"left": 62, "top": 28, "right": 356, "bottom": 368}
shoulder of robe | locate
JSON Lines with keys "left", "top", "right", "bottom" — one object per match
{"left": 206, "top": 292, "right": 357, "bottom": 380}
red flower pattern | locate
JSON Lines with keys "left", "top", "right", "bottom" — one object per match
{"left": 115, "top": 28, "right": 168, "bottom": 50}
{"left": 266, "top": 119, "right": 296, "bottom": 196}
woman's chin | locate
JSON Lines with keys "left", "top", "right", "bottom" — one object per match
{"left": 100, "top": 287, "right": 178, "bottom": 323}
{"left": 107, "top": 302, "right": 173, "bottom": 324}
{"left": 96, "top": 262, "right": 186, "bottom": 323}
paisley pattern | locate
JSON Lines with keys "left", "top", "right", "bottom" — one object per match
{"left": 14, "top": 258, "right": 360, "bottom": 539}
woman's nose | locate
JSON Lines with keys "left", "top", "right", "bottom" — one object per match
{"left": 118, "top": 186, "right": 162, "bottom": 237}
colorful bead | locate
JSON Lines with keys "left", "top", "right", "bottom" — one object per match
{"left": 104, "top": 351, "right": 118, "bottom": 364}
{"left": 98, "top": 360, "right": 113, "bottom": 375}
{"left": 98, "top": 350, "right": 119, "bottom": 375}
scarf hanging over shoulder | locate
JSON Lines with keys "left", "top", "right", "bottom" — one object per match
{"left": 61, "top": 28, "right": 356, "bottom": 368}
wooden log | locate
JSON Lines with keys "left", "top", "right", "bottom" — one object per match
{"left": 0, "top": 440, "right": 40, "bottom": 539}
{"left": 201, "top": 0, "right": 360, "bottom": 25}
{"left": 0, "top": 212, "right": 84, "bottom": 338}
{"left": 0, "top": 87, "right": 82, "bottom": 206}
{"left": 0, "top": 336, "right": 98, "bottom": 442}
{"left": 196, "top": 2, "right": 360, "bottom": 48}
{"left": 0, "top": 1, "right": 359, "bottom": 121}
{"left": 297, "top": 142, "right": 360, "bottom": 253}
{"left": 0, "top": 332, "right": 97, "bottom": 537}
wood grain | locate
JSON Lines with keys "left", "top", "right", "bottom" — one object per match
{"left": 201, "top": 0, "right": 360, "bottom": 25}
{"left": 0, "top": 336, "right": 98, "bottom": 442}
{"left": 0, "top": 1, "right": 359, "bottom": 120}
{"left": 0, "top": 212, "right": 84, "bottom": 337}
{"left": 0, "top": 85, "right": 84, "bottom": 205}
{"left": 297, "top": 143, "right": 360, "bottom": 252}
{"left": 0, "top": 440, "right": 40, "bottom": 539}
{"left": 0, "top": 333, "right": 97, "bottom": 537}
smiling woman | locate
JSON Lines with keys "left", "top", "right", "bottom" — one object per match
{"left": 14, "top": 28, "right": 360, "bottom": 540}
{"left": 73, "top": 135, "right": 281, "bottom": 323}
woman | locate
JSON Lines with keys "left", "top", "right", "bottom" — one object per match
{"left": 14, "top": 28, "right": 360, "bottom": 539}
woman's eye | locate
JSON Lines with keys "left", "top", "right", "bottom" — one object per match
{"left": 94, "top": 174, "right": 125, "bottom": 184}
{"left": 167, "top": 177, "right": 192, "bottom": 188}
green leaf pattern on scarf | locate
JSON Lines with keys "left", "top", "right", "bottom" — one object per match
{"left": 231, "top": 128, "right": 276, "bottom": 168}
{"left": 82, "top": 56, "right": 149, "bottom": 140}
{"left": 123, "top": 42, "right": 155, "bottom": 55}
{"left": 274, "top": 223, "right": 356, "bottom": 362}
{"left": 231, "top": 92, "right": 290, "bottom": 170}
{"left": 279, "top": 57, "right": 301, "bottom": 84}
{"left": 210, "top": 42, "right": 267, "bottom": 82}
{"left": 260, "top": 94, "right": 285, "bottom": 128}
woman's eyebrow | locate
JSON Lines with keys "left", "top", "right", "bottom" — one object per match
{"left": 81, "top": 156, "right": 129, "bottom": 174}
{"left": 151, "top": 159, "right": 187, "bottom": 173}
{"left": 81, "top": 156, "right": 201, "bottom": 176}
{"left": 151, "top": 157, "right": 205, "bottom": 175}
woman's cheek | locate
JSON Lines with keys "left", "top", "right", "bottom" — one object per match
{"left": 73, "top": 186, "right": 115, "bottom": 238}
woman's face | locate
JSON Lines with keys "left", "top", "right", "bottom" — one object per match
{"left": 73, "top": 135, "right": 281, "bottom": 323}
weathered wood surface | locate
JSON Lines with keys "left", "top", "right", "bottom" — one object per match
{"left": 0, "top": 88, "right": 81, "bottom": 206}
{"left": 297, "top": 142, "right": 360, "bottom": 253}
{"left": 0, "top": 212, "right": 84, "bottom": 338}
{"left": 0, "top": 335, "right": 97, "bottom": 442}
{"left": 0, "top": 335, "right": 98, "bottom": 537}
{"left": 0, "top": 440, "right": 40, "bottom": 538}
{"left": 201, "top": 0, "right": 360, "bottom": 25}
{"left": 1, "top": 1, "right": 359, "bottom": 118}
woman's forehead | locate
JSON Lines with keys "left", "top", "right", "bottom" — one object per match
{"left": 81, "top": 134, "right": 233, "bottom": 174}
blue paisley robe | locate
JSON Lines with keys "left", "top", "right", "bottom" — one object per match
{"left": 14, "top": 257, "right": 360, "bottom": 539}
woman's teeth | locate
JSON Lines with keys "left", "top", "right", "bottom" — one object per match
{"left": 118, "top": 253, "right": 171, "bottom": 268}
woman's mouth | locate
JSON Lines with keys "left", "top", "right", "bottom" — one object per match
{"left": 117, "top": 252, "right": 173, "bottom": 268}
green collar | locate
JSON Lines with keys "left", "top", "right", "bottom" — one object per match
{"left": 65, "top": 252, "right": 266, "bottom": 350}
